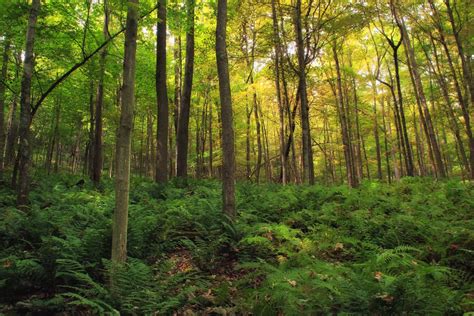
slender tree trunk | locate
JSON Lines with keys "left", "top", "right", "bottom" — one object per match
{"left": 245, "top": 101, "right": 251, "bottom": 180}
{"left": 373, "top": 89, "right": 382, "bottom": 180}
{"left": 170, "top": 33, "right": 181, "bottom": 179}
{"left": 254, "top": 93, "right": 262, "bottom": 183}
{"left": 208, "top": 101, "right": 213, "bottom": 177}
{"left": 391, "top": 0, "right": 445, "bottom": 178}
{"left": 155, "top": 0, "right": 169, "bottom": 183}
{"left": 392, "top": 48, "right": 414, "bottom": 177}
{"left": 92, "top": 2, "right": 110, "bottom": 185}
{"left": 111, "top": 0, "right": 139, "bottom": 265}
{"left": 5, "top": 96, "right": 18, "bottom": 167}
{"left": 17, "top": 0, "right": 40, "bottom": 208}
{"left": 0, "top": 39, "right": 10, "bottom": 178}
{"left": 333, "top": 43, "right": 358, "bottom": 187}
{"left": 436, "top": 0, "right": 474, "bottom": 178}
{"left": 294, "top": 0, "right": 314, "bottom": 184}
{"left": 381, "top": 97, "right": 392, "bottom": 183}
{"left": 176, "top": 0, "right": 195, "bottom": 179}
{"left": 425, "top": 36, "right": 470, "bottom": 175}
{"left": 46, "top": 100, "right": 61, "bottom": 174}
{"left": 216, "top": 0, "right": 235, "bottom": 218}
{"left": 444, "top": 0, "right": 474, "bottom": 107}
{"left": 271, "top": 0, "right": 286, "bottom": 185}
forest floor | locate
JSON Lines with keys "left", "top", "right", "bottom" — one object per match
{"left": 0, "top": 174, "right": 473, "bottom": 314}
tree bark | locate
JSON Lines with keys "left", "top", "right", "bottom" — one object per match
{"left": 391, "top": 0, "right": 445, "bottom": 178}
{"left": 155, "top": 0, "right": 169, "bottom": 183}
{"left": 176, "top": 0, "right": 195, "bottom": 179}
{"left": 16, "top": 0, "right": 40, "bottom": 208}
{"left": 294, "top": 0, "right": 314, "bottom": 184}
{"left": 92, "top": 2, "right": 110, "bottom": 185}
{"left": 112, "top": 0, "right": 139, "bottom": 265}
{"left": 271, "top": 0, "right": 286, "bottom": 185}
{"left": 216, "top": 0, "right": 235, "bottom": 218}
{"left": 333, "top": 43, "right": 358, "bottom": 188}
{"left": 434, "top": 0, "right": 474, "bottom": 178}
{"left": 0, "top": 38, "right": 10, "bottom": 178}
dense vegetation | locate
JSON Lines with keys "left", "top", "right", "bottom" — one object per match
{"left": 1, "top": 175, "right": 473, "bottom": 314}
{"left": 1, "top": 0, "right": 474, "bottom": 313}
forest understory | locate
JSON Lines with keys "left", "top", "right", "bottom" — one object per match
{"left": 0, "top": 174, "right": 473, "bottom": 315}
{"left": 1, "top": 0, "right": 474, "bottom": 313}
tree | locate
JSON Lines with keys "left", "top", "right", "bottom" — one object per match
{"left": 294, "top": 0, "right": 314, "bottom": 185}
{"left": 111, "top": 0, "right": 139, "bottom": 264}
{"left": 17, "top": 0, "right": 40, "bottom": 208}
{"left": 155, "top": 0, "right": 169, "bottom": 183}
{"left": 216, "top": 0, "right": 235, "bottom": 218}
{"left": 0, "top": 38, "right": 10, "bottom": 179}
{"left": 91, "top": 1, "right": 111, "bottom": 186}
{"left": 390, "top": 0, "right": 446, "bottom": 178}
{"left": 176, "top": 0, "right": 195, "bottom": 179}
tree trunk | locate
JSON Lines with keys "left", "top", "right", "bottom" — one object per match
{"left": 155, "top": 0, "right": 169, "bottom": 183}
{"left": 17, "top": 0, "right": 40, "bottom": 208}
{"left": 245, "top": 102, "right": 251, "bottom": 180}
{"left": 271, "top": 0, "right": 286, "bottom": 185}
{"left": 425, "top": 35, "right": 470, "bottom": 175}
{"left": 373, "top": 88, "right": 382, "bottom": 180}
{"left": 5, "top": 95, "right": 18, "bottom": 167}
{"left": 381, "top": 97, "right": 392, "bottom": 183}
{"left": 294, "top": 0, "right": 314, "bottom": 184}
{"left": 92, "top": 2, "right": 110, "bottom": 185}
{"left": 391, "top": 0, "right": 445, "bottom": 178}
{"left": 436, "top": 0, "right": 474, "bottom": 178}
{"left": 208, "top": 101, "right": 213, "bottom": 177}
{"left": 176, "top": 0, "right": 195, "bottom": 179}
{"left": 382, "top": 33, "right": 414, "bottom": 177}
{"left": 111, "top": 0, "right": 139, "bottom": 265}
{"left": 333, "top": 43, "right": 358, "bottom": 188}
{"left": 0, "top": 38, "right": 10, "bottom": 178}
{"left": 254, "top": 93, "right": 262, "bottom": 183}
{"left": 172, "top": 33, "right": 181, "bottom": 178}
{"left": 216, "top": 0, "right": 235, "bottom": 218}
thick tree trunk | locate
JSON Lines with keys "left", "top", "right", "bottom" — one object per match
{"left": 294, "top": 0, "right": 314, "bottom": 184}
{"left": 155, "top": 0, "right": 169, "bottom": 183}
{"left": 17, "top": 0, "right": 40, "bottom": 208}
{"left": 176, "top": 0, "right": 195, "bottom": 179}
{"left": 111, "top": 0, "right": 139, "bottom": 265}
{"left": 216, "top": 0, "right": 235, "bottom": 218}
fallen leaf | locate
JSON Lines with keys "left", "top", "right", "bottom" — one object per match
{"left": 287, "top": 279, "right": 297, "bottom": 287}
{"left": 374, "top": 271, "right": 383, "bottom": 281}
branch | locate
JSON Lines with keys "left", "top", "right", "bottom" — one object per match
{"left": 0, "top": 79, "right": 17, "bottom": 95}
{"left": 31, "top": 5, "right": 158, "bottom": 118}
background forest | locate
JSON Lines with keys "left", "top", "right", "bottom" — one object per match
{"left": 0, "top": 0, "right": 473, "bottom": 314}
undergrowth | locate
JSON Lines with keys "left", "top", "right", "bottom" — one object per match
{"left": 0, "top": 174, "right": 473, "bottom": 314}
